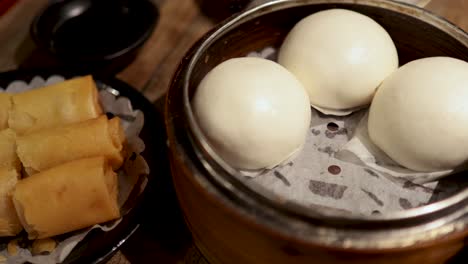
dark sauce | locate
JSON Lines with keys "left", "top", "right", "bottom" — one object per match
{"left": 51, "top": 6, "right": 147, "bottom": 58}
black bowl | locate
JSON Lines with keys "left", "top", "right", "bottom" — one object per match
{"left": 30, "top": 0, "right": 158, "bottom": 72}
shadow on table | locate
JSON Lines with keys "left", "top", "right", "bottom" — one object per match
{"left": 119, "top": 96, "right": 195, "bottom": 263}
{"left": 120, "top": 168, "right": 193, "bottom": 263}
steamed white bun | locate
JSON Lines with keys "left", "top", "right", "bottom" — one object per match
{"left": 278, "top": 9, "right": 398, "bottom": 113}
{"left": 368, "top": 57, "right": 468, "bottom": 172}
{"left": 192, "top": 57, "right": 311, "bottom": 170}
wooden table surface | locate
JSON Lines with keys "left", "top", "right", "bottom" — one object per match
{"left": 0, "top": 0, "right": 466, "bottom": 263}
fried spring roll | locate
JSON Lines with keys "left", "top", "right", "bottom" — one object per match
{"left": 0, "top": 93, "right": 11, "bottom": 131}
{"left": 0, "top": 168, "right": 22, "bottom": 237}
{"left": 8, "top": 75, "right": 103, "bottom": 134}
{"left": 13, "top": 157, "right": 120, "bottom": 239}
{"left": 17, "top": 116, "right": 125, "bottom": 173}
{"left": 0, "top": 129, "right": 20, "bottom": 171}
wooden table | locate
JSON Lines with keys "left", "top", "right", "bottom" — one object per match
{"left": 0, "top": 0, "right": 466, "bottom": 263}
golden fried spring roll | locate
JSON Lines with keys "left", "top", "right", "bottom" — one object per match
{"left": 13, "top": 157, "right": 120, "bottom": 239}
{"left": 9, "top": 75, "right": 103, "bottom": 134}
{"left": 0, "top": 93, "right": 11, "bottom": 131}
{"left": 0, "top": 168, "right": 22, "bottom": 237}
{"left": 17, "top": 116, "right": 125, "bottom": 173}
{"left": 0, "top": 129, "right": 20, "bottom": 171}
